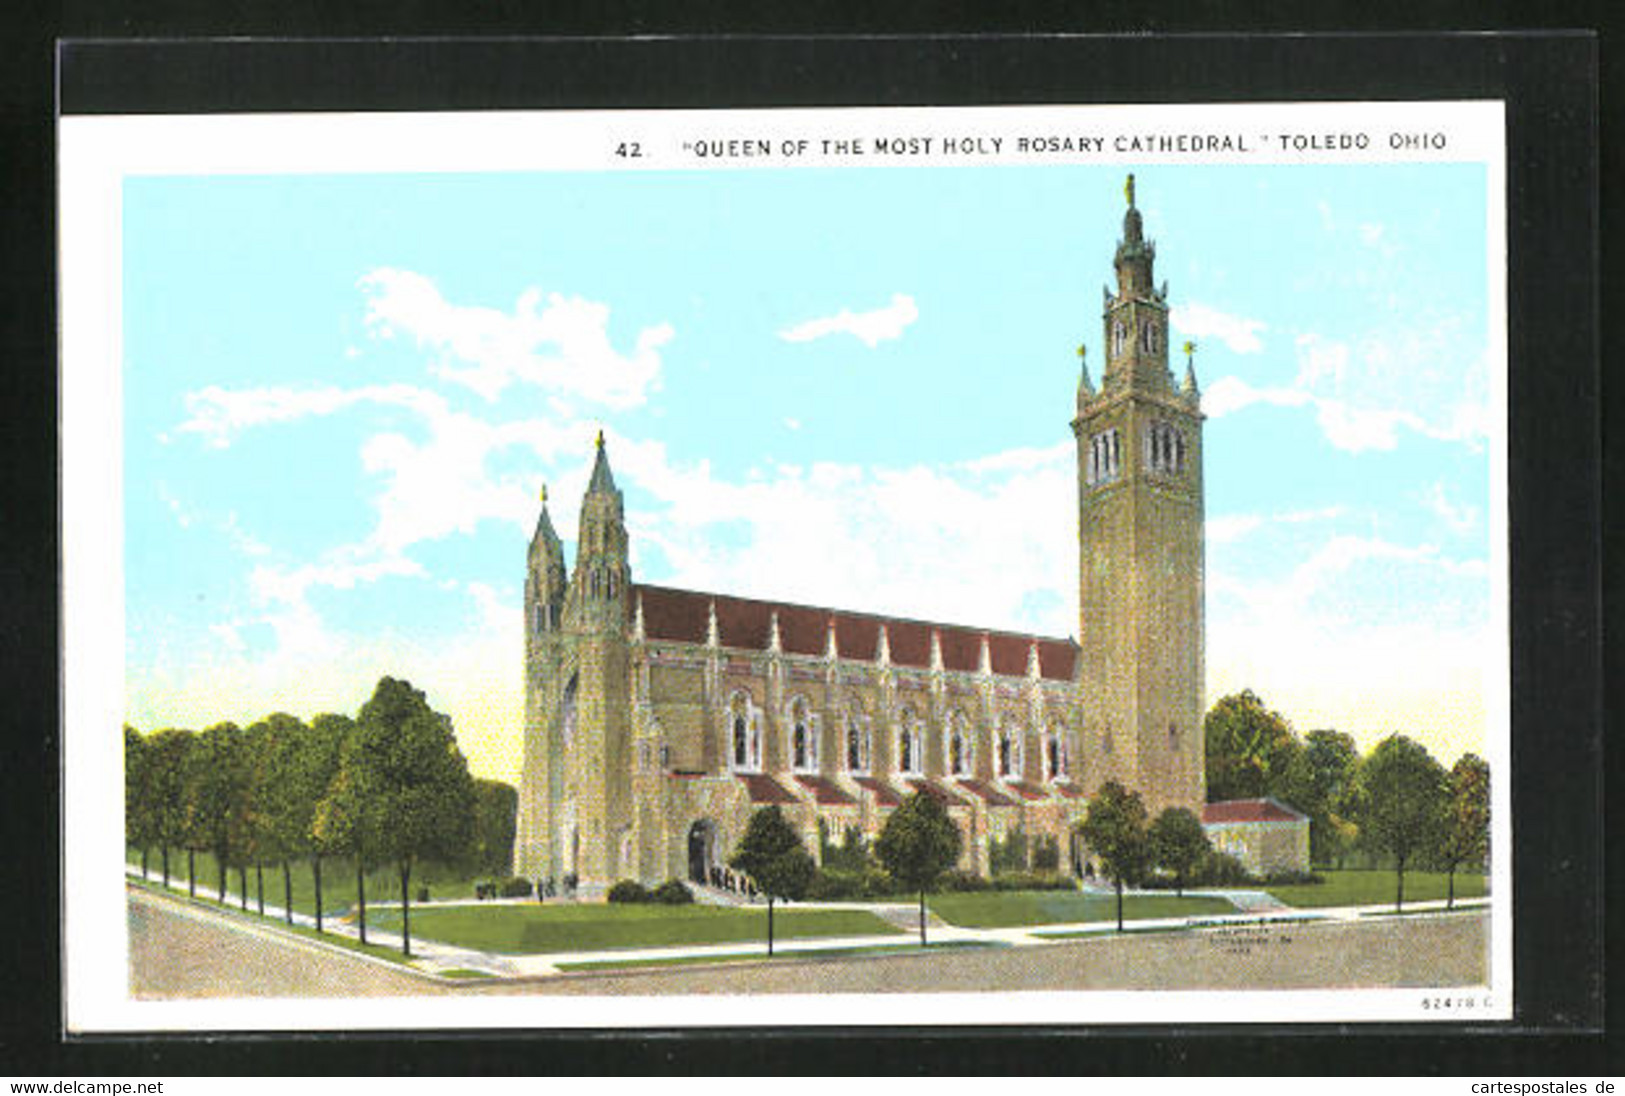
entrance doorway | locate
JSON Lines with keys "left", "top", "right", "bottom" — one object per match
{"left": 687, "top": 819, "right": 717, "bottom": 885}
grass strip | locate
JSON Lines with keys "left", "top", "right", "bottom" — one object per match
{"left": 556, "top": 939, "right": 1004, "bottom": 972}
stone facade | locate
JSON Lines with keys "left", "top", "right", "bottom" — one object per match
{"left": 1201, "top": 799, "right": 1311, "bottom": 877}
{"left": 514, "top": 179, "right": 1207, "bottom": 888}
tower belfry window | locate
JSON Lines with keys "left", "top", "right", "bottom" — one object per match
{"left": 1112, "top": 319, "right": 1127, "bottom": 357}
{"left": 1146, "top": 420, "right": 1186, "bottom": 476}
{"left": 1087, "top": 428, "right": 1122, "bottom": 487}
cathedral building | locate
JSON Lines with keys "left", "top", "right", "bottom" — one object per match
{"left": 513, "top": 178, "right": 1206, "bottom": 887}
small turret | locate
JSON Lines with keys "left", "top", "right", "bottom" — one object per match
{"left": 1181, "top": 340, "right": 1201, "bottom": 403}
{"left": 1075, "top": 344, "right": 1095, "bottom": 416}
{"left": 527, "top": 484, "right": 567, "bottom": 637}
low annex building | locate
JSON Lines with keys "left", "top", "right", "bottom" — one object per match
{"left": 1200, "top": 798, "right": 1311, "bottom": 877}
{"left": 514, "top": 178, "right": 1210, "bottom": 888}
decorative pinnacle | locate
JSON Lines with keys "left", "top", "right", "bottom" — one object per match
{"left": 1125, "top": 173, "right": 1136, "bottom": 209}
{"left": 539, "top": 483, "right": 548, "bottom": 504}
{"left": 1183, "top": 339, "right": 1198, "bottom": 362}
{"left": 595, "top": 428, "right": 605, "bottom": 450}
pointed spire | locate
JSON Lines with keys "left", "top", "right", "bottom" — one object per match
{"left": 1181, "top": 339, "right": 1201, "bottom": 400}
{"left": 1027, "top": 639, "right": 1042, "bottom": 679}
{"left": 1075, "top": 344, "right": 1095, "bottom": 414}
{"left": 632, "top": 591, "right": 646, "bottom": 642}
{"left": 824, "top": 616, "right": 839, "bottom": 661}
{"left": 978, "top": 633, "right": 992, "bottom": 676}
{"left": 586, "top": 431, "right": 618, "bottom": 496}
{"left": 929, "top": 628, "right": 944, "bottom": 673}
{"left": 1122, "top": 172, "right": 1143, "bottom": 243}
{"left": 768, "top": 610, "right": 782, "bottom": 654}
{"left": 530, "top": 482, "right": 561, "bottom": 552}
{"left": 875, "top": 623, "right": 891, "bottom": 665}
{"left": 706, "top": 598, "right": 719, "bottom": 648}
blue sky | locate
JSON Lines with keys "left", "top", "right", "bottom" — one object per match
{"left": 124, "top": 163, "right": 1493, "bottom": 779}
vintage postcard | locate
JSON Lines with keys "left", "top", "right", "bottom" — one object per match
{"left": 60, "top": 99, "right": 1509, "bottom": 1031}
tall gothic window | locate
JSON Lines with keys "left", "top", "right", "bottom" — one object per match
{"left": 728, "top": 692, "right": 761, "bottom": 773}
{"left": 948, "top": 712, "right": 973, "bottom": 777}
{"left": 845, "top": 713, "right": 871, "bottom": 774}
{"left": 1142, "top": 318, "right": 1159, "bottom": 353}
{"left": 1112, "top": 318, "right": 1127, "bottom": 357}
{"left": 1044, "top": 725, "right": 1068, "bottom": 781}
{"left": 787, "top": 696, "right": 817, "bottom": 773}
{"left": 897, "top": 708, "right": 923, "bottom": 777}
{"left": 996, "top": 726, "right": 1021, "bottom": 780}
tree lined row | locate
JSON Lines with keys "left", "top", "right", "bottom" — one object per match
{"left": 125, "top": 677, "right": 512, "bottom": 956}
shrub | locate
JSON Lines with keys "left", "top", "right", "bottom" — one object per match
{"left": 990, "top": 870, "right": 1073, "bottom": 892}
{"left": 989, "top": 827, "right": 1030, "bottom": 875}
{"left": 498, "top": 875, "right": 535, "bottom": 899}
{"left": 1192, "top": 850, "right": 1254, "bottom": 886}
{"left": 607, "top": 880, "right": 650, "bottom": 904}
{"left": 416, "top": 884, "right": 430, "bottom": 903}
{"left": 1032, "top": 835, "right": 1061, "bottom": 872}
{"left": 941, "top": 870, "right": 992, "bottom": 892}
{"left": 1261, "top": 870, "right": 1323, "bottom": 886}
{"left": 652, "top": 879, "right": 694, "bottom": 904}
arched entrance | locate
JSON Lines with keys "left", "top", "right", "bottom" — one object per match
{"left": 687, "top": 819, "right": 717, "bottom": 885}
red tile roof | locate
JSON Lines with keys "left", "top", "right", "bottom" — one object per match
{"left": 852, "top": 776, "right": 902, "bottom": 807}
{"left": 793, "top": 774, "right": 858, "bottom": 806}
{"left": 634, "top": 583, "right": 1077, "bottom": 681}
{"left": 1201, "top": 798, "right": 1308, "bottom": 824}
{"left": 904, "top": 778, "right": 968, "bottom": 808}
{"left": 1004, "top": 781, "right": 1051, "bottom": 801}
{"left": 737, "top": 773, "right": 797, "bottom": 805}
{"left": 954, "top": 778, "right": 1018, "bottom": 807}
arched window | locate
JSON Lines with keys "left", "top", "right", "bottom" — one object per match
{"left": 845, "top": 713, "right": 871, "bottom": 774}
{"left": 1044, "top": 725, "right": 1068, "bottom": 781}
{"left": 787, "top": 696, "right": 817, "bottom": 773}
{"left": 728, "top": 692, "right": 761, "bottom": 773}
{"left": 897, "top": 708, "right": 923, "bottom": 777}
{"left": 1142, "top": 319, "right": 1159, "bottom": 353}
{"left": 1112, "top": 319, "right": 1127, "bottom": 357}
{"left": 561, "top": 674, "right": 578, "bottom": 746}
{"left": 1146, "top": 420, "right": 1186, "bottom": 476}
{"left": 948, "top": 712, "right": 973, "bottom": 777}
{"left": 1088, "top": 428, "right": 1122, "bottom": 486}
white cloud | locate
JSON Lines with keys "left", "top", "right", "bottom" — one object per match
{"left": 1205, "top": 506, "right": 1345, "bottom": 546}
{"left": 1423, "top": 481, "right": 1480, "bottom": 534}
{"left": 360, "top": 268, "right": 673, "bottom": 407}
{"left": 177, "top": 382, "right": 445, "bottom": 448}
{"left": 1170, "top": 302, "right": 1267, "bottom": 354}
{"left": 779, "top": 293, "right": 919, "bottom": 349}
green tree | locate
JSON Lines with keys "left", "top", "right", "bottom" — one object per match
{"left": 469, "top": 779, "right": 520, "bottom": 878}
{"left": 1203, "top": 690, "right": 1299, "bottom": 802}
{"left": 729, "top": 806, "right": 816, "bottom": 956}
{"left": 1436, "top": 753, "right": 1490, "bottom": 909}
{"left": 1078, "top": 780, "right": 1149, "bottom": 931}
{"left": 344, "top": 677, "right": 476, "bottom": 956}
{"left": 312, "top": 761, "right": 372, "bottom": 943}
{"left": 873, "top": 792, "right": 963, "bottom": 945}
{"left": 143, "top": 728, "right": 194, "bottom": 887}
{"left": 186, "top": 722, "right": 252, "bottom": 905}
{"left": 124, "top": 727, "right": 154, "bottom": 880}
{"left": 1148, "top": 807, "right": 1210, "bottom": 897}
{"left": 244, "top": 713, "right": 313, "bottom": 924}
{"left": 302, "top": 714, "right": 352, "bottom": 932}
{"left": 1357, "top": 734, "right": 1448, "bottom": 911}
{"left": 1302, "top": 730, "right": 1362, "bottom": 866}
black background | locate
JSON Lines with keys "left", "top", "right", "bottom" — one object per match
{"left": 2, "top": 5, "right": 1615, "bottom": 1078}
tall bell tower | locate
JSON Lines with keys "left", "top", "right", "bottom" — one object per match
{"left": 1072, "top": 175, "right": 1206, "bottom": 815}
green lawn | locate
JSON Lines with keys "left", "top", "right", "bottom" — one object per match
{"left": 556, "top": 938, "right": 1002, "bottom": 972}
{"left": 365, "top": 903, "right": 901, "bottom": 955}
{"left": 928, "top": 889, "right": 1237, "bottom": 928}
{"left": 126, "top": 847, "right": 484, "bottom": 918}
{"left": 1265, "top": 869, "right": 1489, "bottom": 909}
